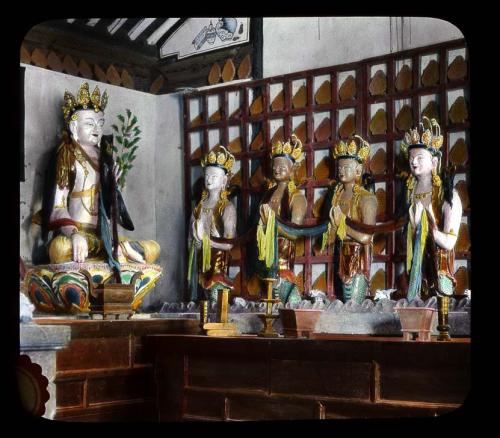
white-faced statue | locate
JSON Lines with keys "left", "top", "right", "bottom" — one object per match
{"left": 69, "top": 109, "right": 105, "bottom": 148}
{"left": 408, "top": 147, "right": 439, "bottom": 178}
{"left": 204, "top": 165, "right": 228, "bottom": 192}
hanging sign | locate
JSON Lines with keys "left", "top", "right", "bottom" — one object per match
{"left": 160, "top": 18, "right": 250, "bottom": 59}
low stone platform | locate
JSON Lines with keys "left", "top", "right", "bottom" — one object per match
{"left": 155, "top": 296, "right": 471, "bottom": 337}
{"left": 20, "top": 322, "right": 72, "bottom": 419}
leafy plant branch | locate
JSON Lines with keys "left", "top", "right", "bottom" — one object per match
{"left": 111, "top": 109, "right": 142, "bottom": 190}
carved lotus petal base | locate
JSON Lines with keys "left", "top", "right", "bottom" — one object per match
{"left": 24, "top": 262, "right": 162, "bottom": 314}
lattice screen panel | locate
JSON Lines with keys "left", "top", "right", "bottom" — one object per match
{"left": 183, "top": 39, "right": 469, "bottom": 300}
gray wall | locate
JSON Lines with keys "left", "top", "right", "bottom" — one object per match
{"left": 262, "top": 17, "right": 464, "bottom": 77}
{"left": 149, "top": 92, "right": 185, "bottom": 306}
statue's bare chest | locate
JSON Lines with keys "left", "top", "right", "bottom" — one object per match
{"left": 269, "top": 187, "right": 286, "bottom": 213}
{"left": 338, "top": 191, "right": 353, "bottom": 215}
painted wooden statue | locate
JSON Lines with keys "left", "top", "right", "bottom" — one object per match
{"left": 188, "top": 146, "right": 237, "bottom": 304}
{"left": 258, "top": 135, "right": 307, "bottom": 304}
{"left": 26, "top": 82, "right": 162, "bottom": 313}
{"left": 323, "top": 135, "right": 378, "bottom": 304}
{"left": 43, "top": 82, "right": 160, "bottom": 265}
{"left": 400, "top": 117, "right": 462, "bottom": 340}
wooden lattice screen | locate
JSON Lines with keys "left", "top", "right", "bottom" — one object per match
{"left": 183, "top": 38, "right": 470, "bottom": 300}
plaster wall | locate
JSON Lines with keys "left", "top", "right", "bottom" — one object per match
{"left": 150, "top": 92, "right": 186, "bottom": 306}
{"left": 262, "top": 17, "right": 464, "bottom": 77}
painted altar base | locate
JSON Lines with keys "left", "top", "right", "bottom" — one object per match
{"left": 24, "top": 262, "right": 162, "bottom": 314}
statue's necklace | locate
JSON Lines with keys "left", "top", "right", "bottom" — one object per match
{"left": 413, "top": 190, "right": 432, "bottom": 201}
{"left": 269, "top": 196, "right": 281, "bottom": 208}
{"left": 201, "top": 195, "right": 218, "bottom": 213}
{"left": 339, "top": 191, "right": 351, "bottom": 209}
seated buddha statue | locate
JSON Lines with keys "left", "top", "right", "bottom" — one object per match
{"left": 188, "top": 146, "right": 237, "bottom": 304}
{"left": 41, "top": 82, "right": 160, "bottom": 265}
{"left": 323, "top": 135, "right": 378, "bottom": 304}
{"left": 26, "top": 82, "right": 161, "bottom": 314}
{"left": 258, "top": 135, "right": 307, "bottom": 304}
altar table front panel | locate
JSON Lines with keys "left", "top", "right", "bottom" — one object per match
{"left": 35, "top": 318, "right": 200, "bottom": 421}
{"left": 146, "top": 334, "right": 470, "bottom": 421}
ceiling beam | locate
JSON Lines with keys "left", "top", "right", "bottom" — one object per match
{"left": 92, "top": 18, "right": 116, "bottom": 33}
{"left": 156, "top": 18, "right": 187, "bottom": 57}
{"left": 146, "top": 18, "right": 181, "bottom": 45}
{"left": 107, "top": 19, "right": 127, "bottom": 35}
{"left": 86, "top": 18, "right": 101, "bottom": 27}
{"left": 25, "top": 21, "right": 158, "bottom": 68}
{"left": 128, "top": 18, "right": 157, "bottom": 41}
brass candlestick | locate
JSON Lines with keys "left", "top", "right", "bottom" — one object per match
{"left": 216, "top": 288, "right": 230, "bottom": 323}
{"left": 199, "top": 300, "right": 208, "bottom": 329}
{"left": 257, "top": 277, "right": 280, "bottom": 338}
{"left": 203, "top": 288, "right": 239, "bottom": 336}
{"left": 437, "top": 295, "right": 451, "bottom": 341}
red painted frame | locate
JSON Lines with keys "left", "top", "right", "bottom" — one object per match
{"left": 182, "top": 38, "right": 469, "bottom": 300}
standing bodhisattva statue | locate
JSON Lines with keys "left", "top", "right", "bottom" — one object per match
{"left": 400, "top": 117, "right": 462, "bottom": 340}
{"left": 257, "top": 135, "right": 307, "bottom": 304}
{"left": 323, "top": 135, "right": 378, "bottom": 304}
{"left": 188, "top": 146, "right": 237, "bottom": 304}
